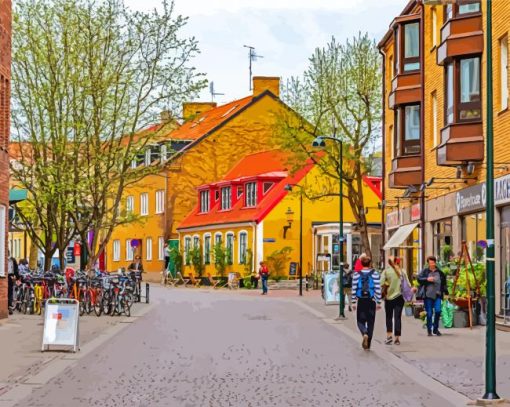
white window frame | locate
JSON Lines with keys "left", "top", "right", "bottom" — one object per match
{"left": 126, "top": 239, "right": 134, "bottom": 261}
{"left": 200, "top": 190, "right": 210, "bottom": 213}
{"left": 146, "top": 237, "right": 153, "bottom": 261}
{"left": 158, "top": 237, "right": 165, "bottom": 260}
{"left": 214, "top": 232, "right": 222, "bottom": 247}
{"left": 155, "top": 190, "right": 165, "bottom": 214}
{"left": 225, "top": 232, "right": 234, "bottom": 265}
{"left": 145, "top": 149, "right": 151, "bottom": 166}
{"left": 193, "top": 234, "right": 200, "bottom": 248}
{"left": 131, "top": 159, "right": 137, "bottom": 169}
{"left": 126, "top": 195, "right": 134, "bottom": 213}
{"left": 501, "top": 35, "right": 508, "bottom": 111}
{"left": 184, "top": 236, "right": 192, "bottom": 265}
{"left": 161, "top": 144, "right": 168, "bottom": 162}
{"left": 221, "top": 186, "right": 232, "bottom": 210}
{"left": 140, "top": 193, "right": 149, "bottom": 216}
{"left": 238, "top": 230, "right": 248, "bottom": 265}
{"left": 113, "top": 239, "right": 121, "bottom": 262}
{"left": 245, "top": 182, "right": 257, "bottom": 207}
{"left": 203, "top": 233, "right": 212, "bottom": 264}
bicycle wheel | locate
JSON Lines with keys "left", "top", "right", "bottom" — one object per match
{"left": 85, "top": 291, "right": 93, "bottom": 315}
{"left": 21, "top": 289, "right": 28, "bottom": 314}
{"left": 94, "top": 291, "right": 103, "bottom": 317}
{"left": 109, "top": 293, "right": 117, "bottom": 316}
{"left": 79, "top": 291, "right": 86, "bottom": 316}
{"left": 123, "top": 298, "right": 131, "bottom": 317}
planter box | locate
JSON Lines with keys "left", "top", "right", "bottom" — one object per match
{"left": 453, "top": 310, "right": 468, "bottom": 328}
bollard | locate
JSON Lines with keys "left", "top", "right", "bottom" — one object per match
{"left": 145, "top": 283, "right": 150, "bottom": 304}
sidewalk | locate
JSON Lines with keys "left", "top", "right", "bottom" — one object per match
{"left": 0, "top": 302, "right": 152, "bottom": 406}
{"left": 298, "top": 292, "right": 510, "bottom": 401}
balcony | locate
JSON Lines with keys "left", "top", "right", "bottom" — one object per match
{"left": 436, "top": 122, "right": 484, "bottom": 166}
{"left": 388, "top": 72, "right": 421, "bottom": 109}
{"left": 389, "top": 155, "right": 422, "bottom": 189}
{"left": 437, "top": 14, "right": 483, "bottom": 65}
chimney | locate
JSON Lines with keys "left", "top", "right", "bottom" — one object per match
{"left": 182, "top": 102, "right": 217, "bottom": 121}
{"left": 253, "top": 76, "right": 280, "bottom": 97}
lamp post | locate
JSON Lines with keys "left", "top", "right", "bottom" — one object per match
{"left": 312, "top": 135, "right": 345, "bottom": 319}
{"left": 285, "top": 184, "right": 304, "bottom": 296}
{"left": 483, "top": 0, "right": 499, "bottom": 401}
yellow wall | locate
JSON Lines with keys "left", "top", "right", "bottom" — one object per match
{"left": 8, "top": 230, "right": 32, "bottom": 262}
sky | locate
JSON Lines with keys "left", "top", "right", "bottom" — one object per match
{"left": 125, "top": 0, "right": 406, "bottom": 104}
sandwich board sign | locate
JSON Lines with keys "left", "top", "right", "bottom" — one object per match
{"left": 42, "top": 298, "right": 80, "bottom": 352}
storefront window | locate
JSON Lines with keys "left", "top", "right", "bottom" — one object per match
{"left": 433, "top": 219, "right": 453, "bottom": 264}
{"left": 500, "top": 207, "right": 510, "bottom": 315}
{"left": 462, "top": 212, "right": 486, "bottom": 262}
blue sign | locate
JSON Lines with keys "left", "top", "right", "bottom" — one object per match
{"left": 66, "top": 247, "right": 75, "bottom": 263}
{"left": 263, "top": 238, "right": 276, "bottom": 243}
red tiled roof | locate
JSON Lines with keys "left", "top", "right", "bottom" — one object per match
{"left": 178, "top": 151, "right": 314, "bottom": 230}
{"left": 167, "top": 96, "right": 253, "bottom": 141}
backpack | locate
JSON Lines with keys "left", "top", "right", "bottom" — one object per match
{"left": 356, "top": 270, "right": 375, "bottom": 299}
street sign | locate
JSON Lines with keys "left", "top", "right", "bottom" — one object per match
{"left": 66, "top": 246, "right": 75, "bottom": 263}
{"left": 289, "top": 262, "right": 298, "bottom": 277}
{"left": 42, "top": 299, "right": 79, "bottom": 352}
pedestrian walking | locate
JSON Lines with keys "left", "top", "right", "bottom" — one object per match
{"left": 128, "top": 255, "right": 144, "bottom": 280}
{"left": 164, "top": 241, "right": 171, "bottom": 271}
{"left": 351, "top": 256, "right": 381, "bottom": 350}
{"left": 259, "top": 261, "right": 269, "bottom": 295}
{"left": 342, "top": 263, "right": 353, "bottom": 312}
{"left": 7, "top": 251, "right": 19, "bottom": 315}
{"left": 418, "top": 256, "right": 449, "bottom": 337}
{"left": 381, "top": 256, "right": 414, "bottom": 345}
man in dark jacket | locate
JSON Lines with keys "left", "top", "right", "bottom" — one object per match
{"left": 418, "top": 256, "right": 448, "bottom": 336}
{"left": 7, "top": 251, "right": 19, "bottom": 315}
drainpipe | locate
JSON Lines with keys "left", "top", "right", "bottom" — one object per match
{"left": 379, "top": 47, "right": 387, "bottom": 270}
{"left": 419, "top": 3, "right": 426, "bottom": 267}
{"left": 251, "top": 222, "right": 256, "bottom": 272}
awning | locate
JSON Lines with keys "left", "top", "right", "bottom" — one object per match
{"left": 383, "top": 223, "right": 419, "bottom": 250}
{"left": 9, "top": 189, "right": 28, "bottom": 204}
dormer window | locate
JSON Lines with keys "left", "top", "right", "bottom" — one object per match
{"left": 221, "top": 187, "right": 232, "bottom": 210}
{"left": 245, "top": 182, "right": 257, "bottom": 207}
{"left": 160, "top": 144, "right": 168, "bottom": 162}
{"left": 215, "top": 190, "right": 220, "bottom": 201}
{"left": 263, "top": 182, "right": 274, "bottom": 194}
{"left": 237, "top": 186, "right": 243, "bottom": 198}
{"left": 200, "top": 190, "right": 210, "bottom": 213}
{"left": 145, "top": 149, "right": 151, "bottom": 166}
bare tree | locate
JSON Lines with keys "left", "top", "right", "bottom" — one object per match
{"left": 10, "top": 0, "right": 206, "bottom": 270}
{"left": 275, "top": 33, "right": 382, "bottom": 257}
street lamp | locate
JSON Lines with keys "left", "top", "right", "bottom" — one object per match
{"left": 312, "top": 135, "right": 346, "bottom": 319}
{"left": 285, "top": 184, "right": 304, "bottom": 296}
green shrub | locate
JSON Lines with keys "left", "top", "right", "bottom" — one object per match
{"left": 265, "top": 246, "right": 293, "bottom": 279}
{"left": 189, "top": 246, "right": 204, "bottom": 277}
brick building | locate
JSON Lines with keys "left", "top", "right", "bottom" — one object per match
{"left": 379, "top": 0, "right": 510, "bottom": 319}
{"left": 0, "top": 0, "right": 11, "bottom": 319}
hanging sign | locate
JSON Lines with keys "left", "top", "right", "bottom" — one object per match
{"left": 411, "top": 203, "right": 421, "bottom": 221}
{"left": 456, "top": 183, "right": 486, "bottom": 214}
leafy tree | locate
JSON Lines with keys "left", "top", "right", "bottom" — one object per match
{"left": 266, "top": 247, "right": 293, "bottom": 280}
{"left": 275, "top": 33, "right": 381, "bottom": 257}
{"left": 10, "top": 0, "right": 206, "bottom": 270}
{"left": 213, "top": 244, "right": 228, "bottom": 277}
{"left": 168, "top": 247, "right": 183, "bottom": 277}
{"left": 189, "top": 246, "right": 204, "bottom": 277}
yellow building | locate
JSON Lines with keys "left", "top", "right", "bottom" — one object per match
{"left": 177, "top": 150, "right": 382, "bottom": 279}
{"left": 106, "top": 77, "right": 315, "bottom": 279}
{"left": 379, "top": 1, "right": 510, "bottom": 315}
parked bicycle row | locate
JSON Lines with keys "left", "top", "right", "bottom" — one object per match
{"left": 9, "top": 266, "right": 145, "bottom": 318}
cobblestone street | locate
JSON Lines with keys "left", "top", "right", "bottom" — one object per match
{"left": 4, "top": 287, "right": 458, "bottom": 407}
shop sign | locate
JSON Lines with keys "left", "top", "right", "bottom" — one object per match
{"left": 386, "top": 210, "right": 400, "bottom": 229}
{"left": 456, "top": 183, "right": 486, "bottom": 214}
{"left": 411, "top": 203, "right": 421, "bottom": 221}
{"left": 495, "top": 174, "right": 510, "bottom": 206}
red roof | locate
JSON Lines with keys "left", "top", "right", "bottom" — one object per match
{"left": 178, "top": 150, "right": 314, "bottom": 230}
{"left": 167, "top": 96, "right": 253, "bottom": 141}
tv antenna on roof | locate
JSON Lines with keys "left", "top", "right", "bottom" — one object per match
{"left": 243, "top": 45, "right": 263, "bottom": 91}
{"left": 209, "top": 81, "right": 224, "bottom": 101}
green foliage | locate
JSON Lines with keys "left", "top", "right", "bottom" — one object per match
{"left": 266, "top": 247, "right": 293, "bottom": 279}
{"left": 243, "top": 279, "right": 253, "bottom": 289}
{"left": 189, "top": 246, "right": 204, "bottom": 277}
{"left": 214, "top": 244, "right": 229, "bottom": 277}
{"left": 441, "top": 244, "right": 453, "bottom": 263}
{"left": 169, "top": 248, "right": 183, "bottom": 276}
{"left": 243, "top": 248, "right": 253, "bottom": 274}
{"left": 448, "top": 262, "right": 487, "bottom": 298}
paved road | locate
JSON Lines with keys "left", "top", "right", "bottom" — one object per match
{"left": 15, "top": 287, "right": 453, "bottom": 407}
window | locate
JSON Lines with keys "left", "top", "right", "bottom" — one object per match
{"left": 126, "top": 239, "right": 133, "bottom": 261}
{"left": 113, "top": 240, "right": 120, "bottom": 261}
{"left": 501, "top": 36, "right": 508, "bottom": 111}
{"left": 403, "top": 22, "right": 420, "bottom": 72}
{"left": 221, "top": 187, "right": 232, "bottom": 210}
{"left": 459, "top": 57, "right": 481, "bottom": 121}
{"left": 140, "top": 193, "right": 149, "bottom": 216}
{"left": 158, "top": 237, "right": 165, "bottom": 260}
{"left": 445, "top": 1, "right": 480, "bottom": 21}
{"left": 200, "top": 190, "right": 210, "bottom": 213}
{"left": 145, "top": 149, "right": 151, "bottom": 166}
{"left": 215, "top": 233, "right": 222, "bottom": 247}
{"left": 126, "top": 195, "right": 134, "bottom": 213}
{"left": 184, "top": 237, "right": 191, "bottom": 265}
{"left": 146, "top": 237, "right": 152, "bottom": 261}
{"left": 226, "top": 233, "right": 234, "bottom": 265}
{"left": 389, "top": 55, "right": 394, "bottom": 78}
{"left": 160, "top": 144, "right": 168, "bottom": 162}
{"left": 459, "top": 1, "right": 480, "bottom": 15}
{"left": 389, "top": 125, "right": 394, "bottom": 159}
{"left": 446, "top": 63, "right": 455, "bottom": 124}
{"left": 155, "top": 190, "right": 165, "bottom": 214}
{"left": 215, "top": 190, "right": 220, "bottom": 201}
{"left": 204, "top": 235, "right": 211, "bottom": 264}
{"left": 394, "top": 105, "right": 421, "bottom": 156}
{"left": 463, "top": 212, "right": 486, "bottom": 262}
{"left": 239, "top": 232, "right": 248, "bottom": 264}
{"left": 245, "top": 182, "right": 257, "bottom": 207}
{"left": 431, "top": 8, "right": 438, "bottom": 47}
{"left": 193, "top": 235, "right": 200, "bottom": 248}
{"left": 432, "top": 92, "right": 438, "bottom": 147}
{"left": 263, "top": 182, "right": 274, "bottom": 194}
{"left": 9, "top": 238, "right": 21, "bottom": 259}
{"left": 433, "top": 220, "right": 452, "bottom": 262}
{"left": 237, "top": 186, "right": 243, "bottom": 199}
